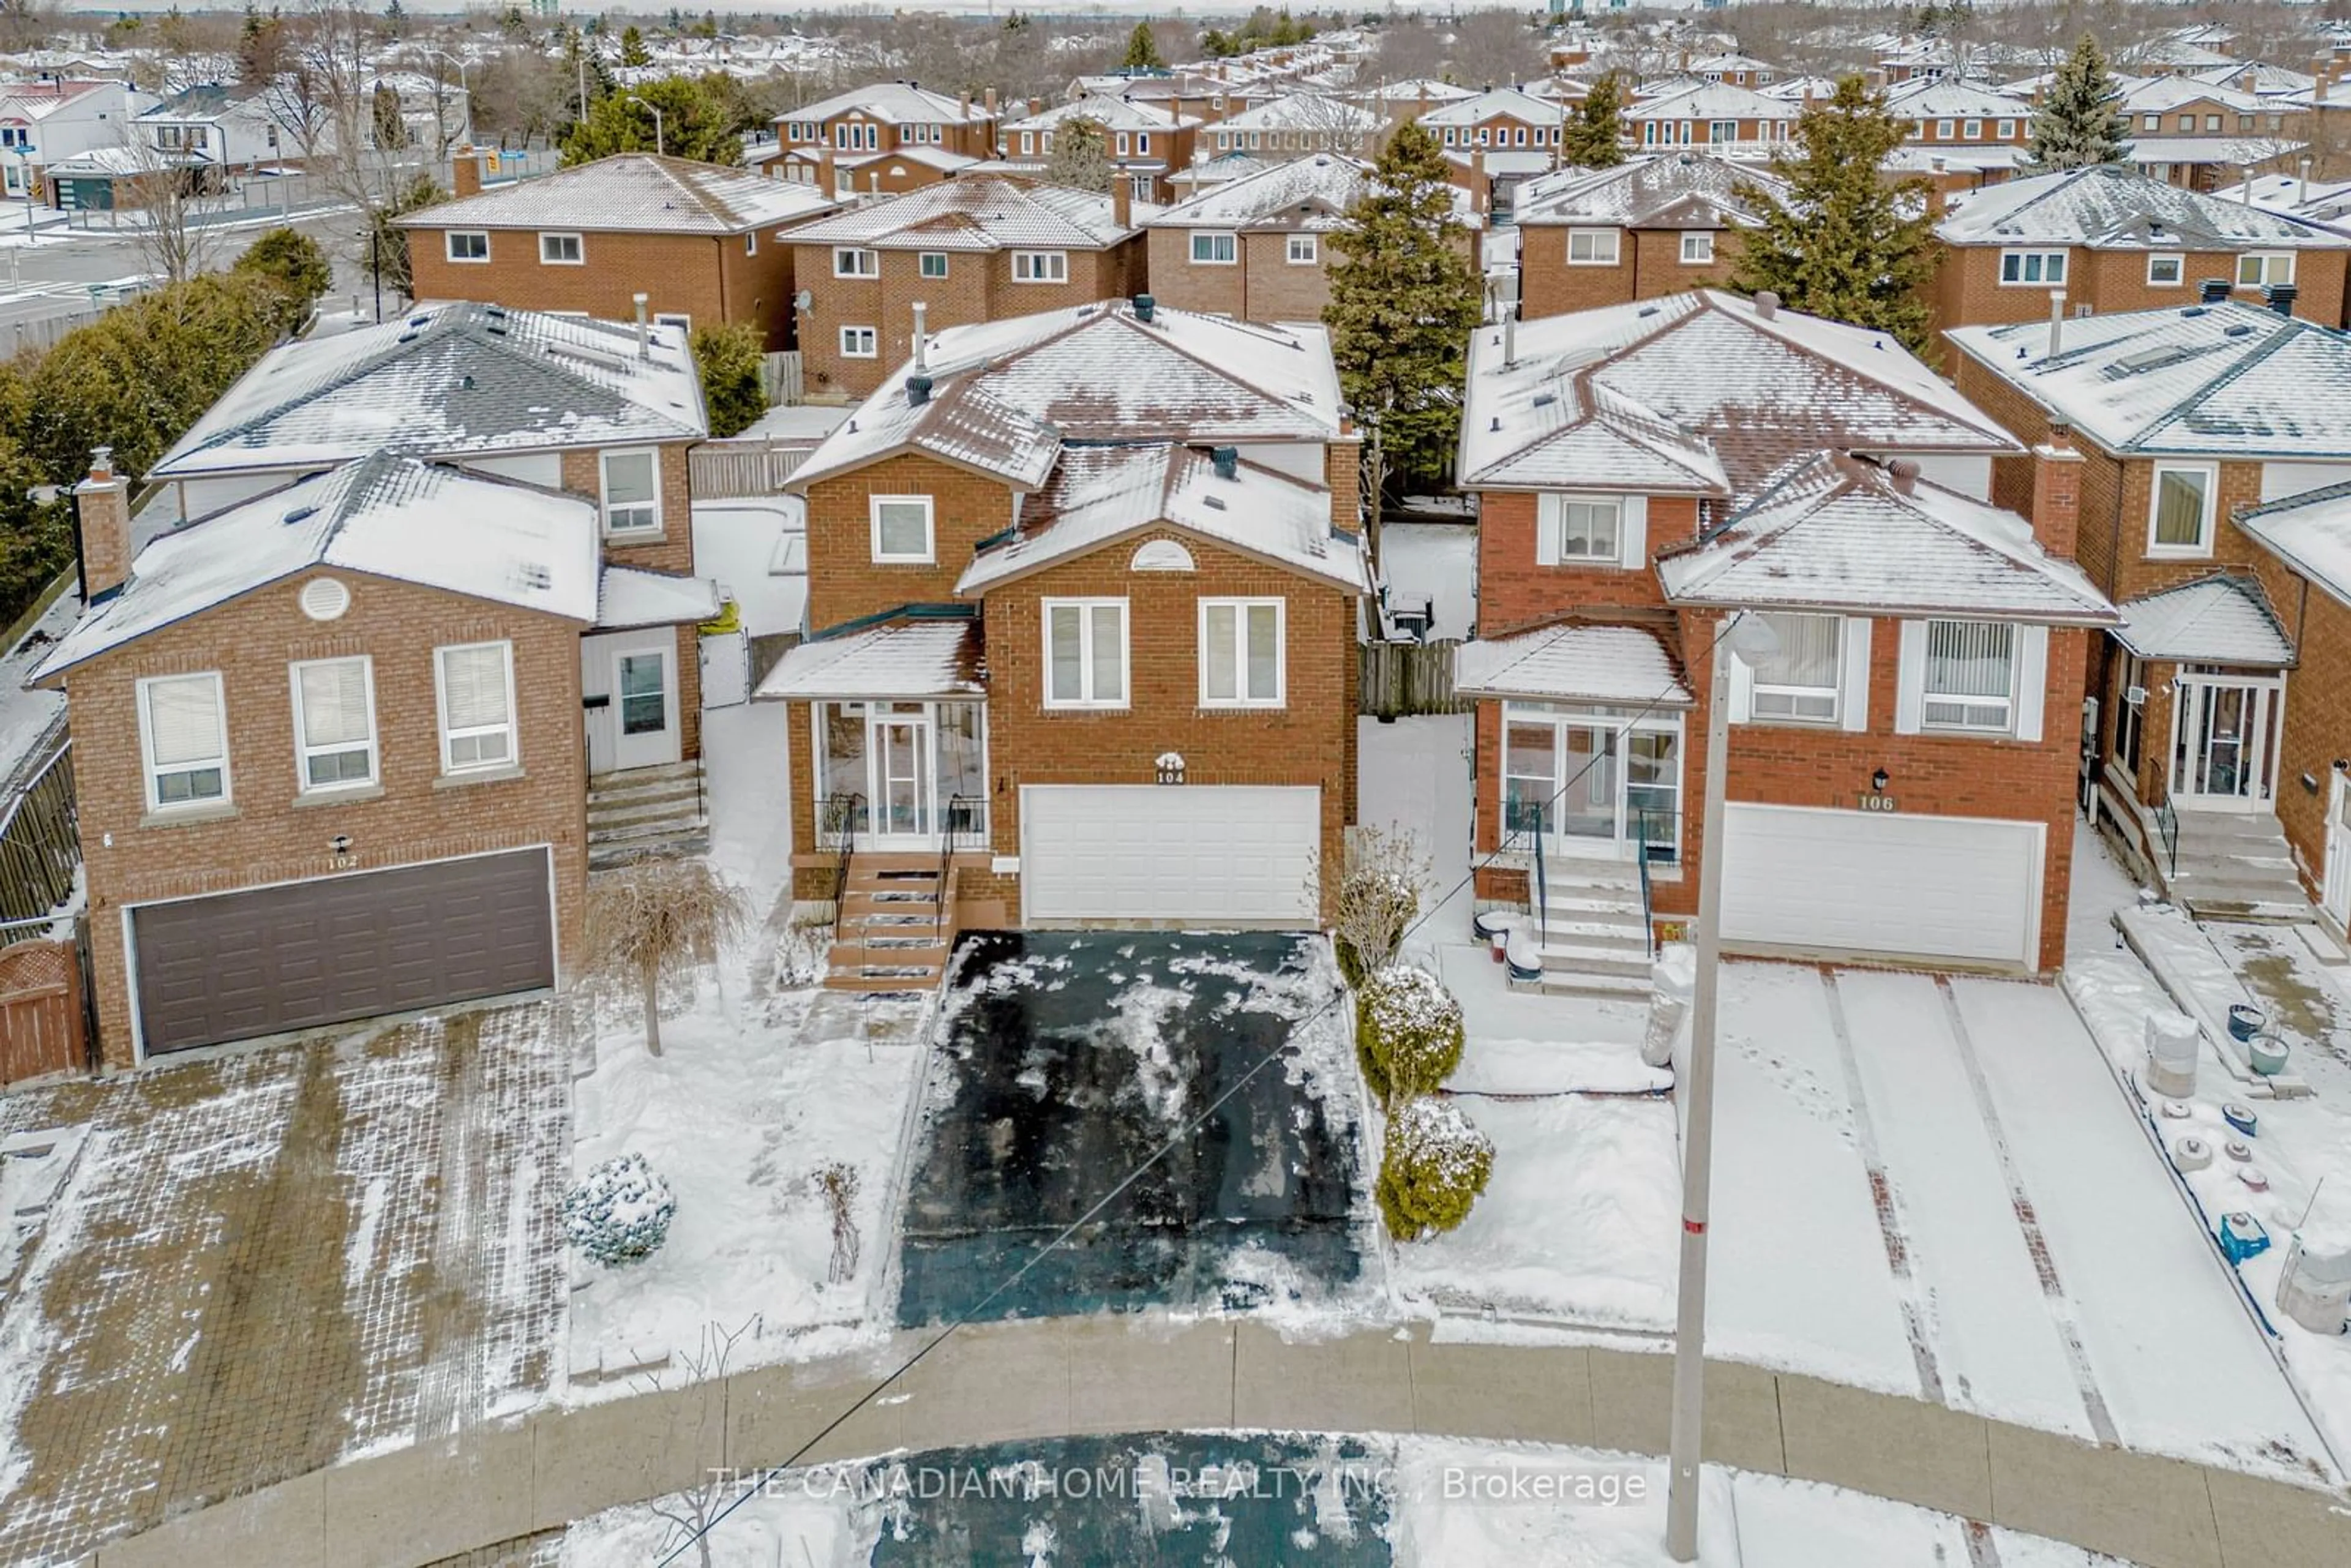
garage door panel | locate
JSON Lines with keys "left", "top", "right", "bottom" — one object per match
{"left": 132, "top": 849, "right": 555, "bottom": 1056}
{"left": 1023, "top": 786, "right": 1320, "bottom": 925}
{"left": 1722, "top": 805, "right": 2041, "bottom": 967}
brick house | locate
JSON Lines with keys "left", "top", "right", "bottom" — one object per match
{"left": 2117, "top": 76, "right": 2300, "bottom": 191}
{"left": 757, "top": 299, "right": 1368, "bottom": 988}
{"left": 1512, "top": 154, "right": 1787, "bottom": 321}
{"left": 1204, "top": 92, "right": 1379, "bottom": 160}
{"left": 1948, "top": 298, "right": 2351, "bottom": 917}
{"left": 772, "top": 82, "right": 999, "bottom": 198}
{"left": 398, "top": 152, "right": 839, "bottom": 350}
{"left": 1624, "top": 79, "right": 1799, "bottom": 159}
{"left": 1455, "top": 289, "right": 2112, "bottom": 981}
{"left": 1417, "top": 86, "right": 1569, "bottom": 158}
{"left": 782, "top": 175, "right": 1148, "bottom": 400}
{"left": 1931, "top": 165, "right": 2351, "bottom": 335}
{"left": 1360, "top": 78, "right": 1476, "bottom": 129}
{"left": 1882, "top": 77, "right": 2033, "bottom": 198}
{"left": 998, "top": 93, "right": 1201, "bottom": 204}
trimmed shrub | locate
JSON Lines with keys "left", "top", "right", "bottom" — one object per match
{"left": 1378, "top": 1097, "right": 1494, "bottom": 1242}
{"left": 691, "top": 320, "right": 767, "bottom": 438}
{"left": 563, "top": 1152, "right": 677, "bottom": 1266}
{"left": 1355, "top": 963, "right": 1464, "bottom": 1106}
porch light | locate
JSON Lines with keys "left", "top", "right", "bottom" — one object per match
{"left": 1872, "top": 768, "right": 1889, "bottom": 794}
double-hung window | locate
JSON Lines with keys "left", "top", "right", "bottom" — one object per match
{"left": 1191, "top": 231, "right": 1237, "bottom": 264}
{"left": 833, "top": 246, "right": 879, "bottom": 278}
{"left": 599, "top": 449, "right": 661, "bottom": 535}
{"left": 2147, "top": 253, "right": 2184, "bottom": 286}
{"left": 1567, "top": 228, "right": 1620, "bottom": 265}
{"left": 839, "top": 325, "right": 877, "bottom": 358}
{"left": 2148, "top": 462, "right": 2215, "bottom": 555}
{"left": 1011, "top": 250, "right": 1068, "bottom": 283}
{"left": 1546, "top": 495, "right": 1620, "bottom": 559}
{"left": 1680, "top": 231, "right": 1714, "bottom": 264}
{"left": 1747, "top": 613, "right": 1843, "bottom": 723}
{"left": 138, "top": 672, "right": 229, "bottom": 811}
{"left": 436, "top": 642, "right": 518, "bottom": 773}
{"left": 291, "top": 656, "right": 377, "bottom": 791}
{"left": 1043, "top": 599, "right": 1127, "bottom": 708}
{"left": 869, "top": 495, "right": 934, "bottom": 563}
{"left": 1286, "top": 234, "right": 1318, "bottom": 264}
{"left": 1199, "top": 599, "right": 1283, "bottom": 707}
{"left": 1921, "top": 621, "right": 2015, "bottom": 732}
{"left": 445, "top": 230, "right": 489, "bottom": 263}
{"left": 1999, "top": 249, "right": 2066, "bottom": 285}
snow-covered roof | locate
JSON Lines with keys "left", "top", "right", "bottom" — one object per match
{"left": 596, "top": 565, "right": 721, "bottom": 631}
{"left": 1883, "top": 78, "right": 2030, "bottom": 118}
{"left": 2110, "top": 575, "right": 2293, "bottom": 665}
{"left": 396, "top": 154, "right": 838, "bottom": 236}
{"left": 1625, "top": 79, "right": 1798, "bottom": 123}
{"left": 1461, "top": 291, "right": 2017, "bottom": 501}
{"left": 2235, "top": 481, "right": 2351, "bottom": 611}
{"left": 690, "top": 496, "right": 805, "bottom": 639}
{"left": 756, "top": 614, "right": 984, "bottom": 701}
{"left": 781, "top": 81, "right": 992, "bottom": 127}
{"left": 1886, "top": 144, "right": 2030, "bottom": 178}
{"left": 2187, "top": 62, "right": 2315, "bottom": 98}
{"left": 1655, "top": 453, "right": 2117, "bottom": 624}
{"left": 1453, "top": 624, "right": 1693, "bottom": 707}
{"left": 1215, "top": 92, "right": 1377, "bottom": 133}
{"left": 36, "top": 455, "right": 599, "bottom": 680}
{"left": 1934, "top": 164, "right": 2347, "bottom": 252}
{"left": 152, "top": 303, "right": 707, "bottom": 478}
{"left": 1361, "top": 77, "right": 1475, "bottom": 104}
{"left": 1945, "top": 302, "right": 2351, "bottom": 459}
{"left": 1147, "top": 152, "right": 1366, "bottom": 230}
{"left": 1417, "top": 86, "right": 1565, "bottom": 128}
{"left": 779, "top": 174, "right": 1137, "bottom": 251}
{"left": 956, "top": 444, "right": 1365, "bottom": 595}
{"left": 1002, "top": 91, "right": 1193, "bottom": 132}
{"left": 1513, "top": 152, "right": 1787, "bottom": 231}
{"left": 2123, "top": 135, "right": 2306, "bottom": 167}
{"left": 790, "top": 301, "right": 1341, "bottom": 489}
{"left": 2119, "top": 74, "right": 2266, "bottom": 114}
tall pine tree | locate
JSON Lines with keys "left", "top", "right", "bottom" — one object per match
{"left": 1121, "top": 21, "right": 1164, "bottom": 72}
{"left": 1561, "top": 72, "right": 1626, "bottom": 168}
{"left": 1322, "top": 123, "right": 1483, "bottom": 503}
{"left": 2027, "top": 35, "right": 2129, "bottom": 170}
{"left": 1730, "top": 76, "right": 1939, "bottom": 354}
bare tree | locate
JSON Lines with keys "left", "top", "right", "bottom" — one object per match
{"left": 1447, "top": 10, "right": 1547, "bottom": 92}
{"left": 1312, "top": 822, "right": 1435, "bottom": 983}
{"left": 1280, "top": 91, "right": 1378, "bottom": 156}
{"left": 120, "top": 146, "right": 225, "bottom": 285}
{"left": 1370, "top": 16, "right": 1449, "bottom": 89}
{"left": 634, "top": 1317, "right": 757, "bottom": 1568}
{"left": 817, "top": 1161, "right": 860, "bottom": 1285}
{"left": 585, "top": 858, "right": 753, "bottom": 1056}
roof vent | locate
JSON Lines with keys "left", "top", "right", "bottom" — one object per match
{"left": 1490, "top": 415, "right": 1502, "bottom": 432}
{"left": 408, "top": 313, "right": 429, "bottom": 328}
{"left": 1202, "top": 493, "right": 1228, "bottom": 511}
{"left": 486, "top": 319, "right": 507, "bottom": 336}
{"left": 2198, "top": 277, "right": 2231, "bottom": 304}
{"left": 1133, "top": 293, "right": 1157, "bottom": 323}
{"left": 397, "top": 329, "right": 421, "bottom": 343}
{"left": 1210, "top": 446, "right": 1239, "bottom": 480}
{"left": 2223, "top": 324, "right": 2255, "bottom": 338}
{"left": 1531, "top": 392, "right": 1557, "bottom": 408}
{"left": 2266, "top": 282, "right": 2299, "bottom": 317}
{"left": 2182, "top": 306, "right": 2207, "bottom": 318}
{"left": 906, "top": 373, "right": 934, "bottom": 407}
{"left": 1637, "top": 304, "right": 1659, "bottom": 317}
{"left": 1887, "top": 459, "right": 1919, "bottom": 496}
{"left": 281, "top": 505, "right": 318, "bottom": 525}
{"left": 1753, "top": 289, "right": 1779, "bottom": 320}
{"left": 484, "top": 304, "right": 506, "bottom": 318}
{"left": 461, "top": 373, "right": 474, "bottom": 389}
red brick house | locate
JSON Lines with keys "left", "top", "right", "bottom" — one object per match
{"left": 1624, "top": 78, "right": 1799, "bottom": 159}
{"left": 782, "top": 175, "right": 1149, "bottom": 400}
{"left": 772, "top": 82, "right": 999, "bottom": 198}
{"left": 398, "top": 152, "right": 839, "bottom": 350}
{"left": 1948, "top": 298, "right": 2351, "bottom": 919}
{"left": 1932, "top": 165, "right": 2350, "bottom": 337}
{"left": 2117, "top": 75, "right": 2298, "bottom": 191}
{"left": 757, "top": 299, "right": 1368, "bottom": 988}
{"left": 31, "top": 306, "right": 721, "bottom": 1064}
{"left": 1512, "top": 154, "right": 1787, "bottom": 321}
{"left": 997, "top": 93, "right": 1202, "bottom": 204}
{"left": 1455, "top": 290, "right": 2113, "bottom": 983}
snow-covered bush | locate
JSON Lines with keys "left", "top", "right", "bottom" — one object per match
{"left": 1327, "top": 825, "right": 1431, "bottom": 984}
{"left": 564, "top": 1153, "right": 678, "bottom": 1266}
{"left": 1378, "top": 1097, "right": 1494, "bottom": 1242}
{"left": 1356, "top": 964, "right": 1466, "bottom": 1108}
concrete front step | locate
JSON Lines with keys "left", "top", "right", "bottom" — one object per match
{"left": 1534, "top": 917, "right": 1650, "bottom": 951}
{"left": 823, "top": 969, "right": 943, "bottom": 994}
{"left": 589, "top": 813, "right": 711, "bottom": 847}
{"left": 587, "top": 786, "right": 704, "bottom": 825}
{"left": 588, "top": 829, "right": 711, "bottom": 869}
{"left": 1513, "top": 969, "right": 1654, "bottom": 1000}
{"left": 1536, "top": 891, "right": 1648, "bottom": 920}
{"left": 589, "top": 760, "right": 703, "bottom": 790}
{"left": 1533, "top": 942, "right": 1652, "bottom": 980}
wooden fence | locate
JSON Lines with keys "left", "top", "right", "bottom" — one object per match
{"left": 760, "top": 351, "right": 803, "bottom": 407}
{"left": 1360, "top": 639, "right": 1464, "bottom": 718}
{"left": 688, "top": 439, "right": 812, "bottom": 498}
{"left": 0, "top": 735, "right": 78, "bottom": 925}
{"left": 0, "top": 933, "right": 85, "bottom": 1087}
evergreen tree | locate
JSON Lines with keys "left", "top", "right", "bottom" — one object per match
{"left": 691, "top": 321, "right": 768, "bottom": 438}
{"left": 1322, "top": 122, "right": 1483, "bottom": 498}
{"left": 560, "top": 73, "right": 749, "bottom": 165}
{"left": 2027, "top": 34, "right": 2129, "bottom": 170}
{"left": 1561, "top": 71, "right": 1625, "bottom": 168}
{"left": 1120, "top": 20, "right": 1164, "bottom": 72}
{"left": 620, "top": 23, "right": 651, "bottom": 69}
{"left": 1044, "top": 116, "right": 1114, "bottom": 193}
{"left": 1730, "top": 76, "right": 1939, "bottom": 354}
{"left": 383, "top": 0, "right": 405, "bottom": 37}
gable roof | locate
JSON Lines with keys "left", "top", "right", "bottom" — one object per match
{"left": 1935, "top": 164, "right": 2347, "bottom": 252}
{"left": 1512, "top": 152, "right": 1787, "bottom": 231}
{"left": 2235, "top": 480, "right": 2351, "bottom": 609}
{"left": 781, "top": 81, "right": 991, "bottom": 127}
{"left": 1461, "top": 290, "right": 2018, "bottom": 500}
{"left": 2110, "top": 574, "right": 2293, "bottom": 664}
{"left": 1002, "top": 92, "right": 1193, "bottom": 132}
{"left": 1945, "top": 302, "right": 2351, "bottom": 459}
{"left": 1655, "top": 452, "right": 2117, "bottom": 623}
{"left": 779, "top": 174, "right": 1138, "bottom": 250}
{"left": 1454, "top": 624, "right": 1693, "bottom": 707}
{"left": 152, "top": 303, "right": 708, "bottom": 478}
{"left": 1625, "top": 78, "right": 1798, "bottom": 122}
{"left": 1418, "top": 87, "right": 1565, "bottom": 128}
{"left": 1215, "top": 92, "right": 1378, "bottom": 133}
{"left": 34, "top": 454, "right": 599, "bottom": 680}
{"left": 1147, "top": 152, "right": 1367, "bottom": 230}
{"left": 394, "top": 153, "right": 838, "bottom": 236}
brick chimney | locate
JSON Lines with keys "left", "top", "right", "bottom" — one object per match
{"left": 1112, "top": 176, "right": 1132, "bottom": 229}
{"left": 75, "top": 446, "right": 130, "bottom": 603}
{"left": 452, "top": 144, "right": 482, "bottom": 199}
{"left": 2031, "top": 422, "right": 2083, "bottom": 561}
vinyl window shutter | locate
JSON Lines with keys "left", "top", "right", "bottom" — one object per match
{"left": 299, "top": 660, "right": 370, "bottom": 747}
{"left": 147, "top": 675, "right": 223, "bottom": 765}
{"left": 441, "top": 645, "right": 511, "bottom": 730}
{"left": 1894, "top": 621, "right": 1927, "bottom": 735}
{"left": 1534, "top": 494, "right": 1561, "bottom": 566}
{"left": 1728, "top": 644, "right": 1755, "bottom": 723}
{"left": 1838, "top": 618, "right": 1872, "bottom": 732}
{"left": 2014, "top": 624, "right": 2049, "bottom": 743}
{"left": 1617, "top": 494, "right": 1649, "bottom": 571}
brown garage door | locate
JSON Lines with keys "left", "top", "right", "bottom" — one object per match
{"left": 130, "top": 849, "right": 555, "bottom": 1056}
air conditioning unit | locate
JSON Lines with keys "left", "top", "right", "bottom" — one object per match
{"left": 2126, "top": 684, "right": 2149, "bottom": 707}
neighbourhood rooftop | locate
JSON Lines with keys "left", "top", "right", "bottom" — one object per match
{"left": 781, "top": 174, "right": 1141, "bottom": 250}
{"left": 392, "top": 152, "right": 839, "bottom": 235}
{"left": 1936, "top": 164, "right": 2350, "bottom": 252}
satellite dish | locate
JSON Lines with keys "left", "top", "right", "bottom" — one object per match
{"left": 794, "top": 290, "right": 813, "bottom": 312}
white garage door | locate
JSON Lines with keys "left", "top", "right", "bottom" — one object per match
{"left": 1022, "top": 785, "right": 1321, "bottom": 925}
{"left": 1721, "top": 804, "right": 2044, "bottom": 968}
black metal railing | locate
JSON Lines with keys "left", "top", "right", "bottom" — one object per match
{"left": 934, "top": 795, "right": 986, "bottom": 939}
{"left": 1503, "top": 799, "right": 1547, "bottom": 939}
{"left": 2154, "top": 791, "right": 2180, "bottom": 882}
{"left": 1633, "top": 807, "right": 1676, "bottom": 958}
{"left": 817, "top": 793, "right": 864, "bottom": 912}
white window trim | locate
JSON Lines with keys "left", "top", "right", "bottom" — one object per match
{"left": 435, "top": 641, "right": 519, "bottom": 776}
{"left": 1918, "top": 620, "right": 2020, "bottom": 735}
{"left": 2147, "top": 460, "right": 2219, "bottom": 557}
{"left": 1011, "top": 249, "right": 1068, "bottom": 283}
{"left": 599, "top": 447, "right": 663, "bottom": 537}
{"left": 538, "top": 231, "right": 584, "bottom": 265}
{"left": 1535, "top": 492, "right": 1634, "bottom": 564}
{"left": 1998, "top": 248, "right": 2067, "bottom": 286}
{"left": 1191, "top": 230, "right": 1237, "bottom": 265}
{"left": 1739, "top": 613, "right": 1847, "bottom": 727}
{"left": 839, "top": 324, "right": 878, "bottom": 358}
{"left": 1679, "top": 231, "right": 1714, "bottom": 264}
{"left": 1041, "top": 598, "right": 1129, "bottom": 710}
{"left": 2147, "top": 252, "right": 2184, "bottom": 286}
{"left": 918, "top": 251, "right": 949, "bottom": 278}
{"left": 1567, "top": 227, "right": 1621, "bottom": 266}
{"left": 1286, "top": 234, "right": 1318, "bottom": 264}
{"left": 136, "top": 671, "right": 230, "bottom": 814}
{"left": 654, "top": 312, "right": 691, "bottom": 332}
{"left": 833, "top": 246, "right": 878, "bottom": 278}
{"left": 444, "top": 229, "right": 490, "bottom": 264}
{"left": 869, "top": 493, "right": 935, "bottom": 564}
{"left": 1197, "top": 598, "right": 1286, "bottom": 709}
{"left": 289, "top": 655, "right": 379, "bottom": 794}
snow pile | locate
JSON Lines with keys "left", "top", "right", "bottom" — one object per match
{"left": 564, "top": 1153, "right": 677, "bottom": 1267}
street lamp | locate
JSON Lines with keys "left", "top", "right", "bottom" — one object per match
{"left": 1664, "top": 606, "right": 1779, "bottom": 1562}
{"left": 626, "top": 96, "right": 665, "bottom": 158}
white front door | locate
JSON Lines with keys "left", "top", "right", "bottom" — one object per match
{"left": 869, "top": 716, "right": 931, "bottom": 847}
{"left": 610, "top": 646, "right": 680, "bottom": 771}
{"left": 2324, "top": 770, "right": 2351, "bottom": 931}
{"left": 2169, "top": 675, "right": 2281, "bottom": 811}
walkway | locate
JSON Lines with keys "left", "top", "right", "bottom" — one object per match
{"left": 84, "top": 1315, "right": 2351, "bottom": 1568}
